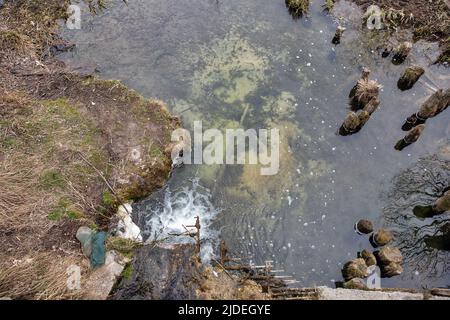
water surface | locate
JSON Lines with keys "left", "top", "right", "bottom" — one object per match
{"left": 62, "top": 0, "right": 450, "bottom": 288}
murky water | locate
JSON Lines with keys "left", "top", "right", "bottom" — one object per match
{"left": 62, "top": 0, "right": 450, "bottom": 288}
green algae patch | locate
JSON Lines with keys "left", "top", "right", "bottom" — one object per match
{"left": 191, "top": 33, "right": 269, "bottom": 114}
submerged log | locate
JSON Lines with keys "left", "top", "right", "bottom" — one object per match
{"left": 392, "top": 42, "right": 412, "bottom": 65}
{"left": 397, "top": 65, "right": 424, "bottom": 91}
{"left": 395, "top": 124, "right": 425, "bottom": 151}
{"left": 285, "top": 0, "right": 310, "bottom": 18}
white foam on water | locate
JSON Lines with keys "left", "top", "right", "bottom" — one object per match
{"left": 141, "top": 178, "right": 220, "bottom": 263}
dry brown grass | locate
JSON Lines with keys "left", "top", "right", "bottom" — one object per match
{"left": 0, "top": 252, "right": 87, "bottom": 300}
{"left": 0, "top": 0, "right": 178, "bottom": 300}
{"left": 355, "top": 79, "right": 382, "bottom": 105}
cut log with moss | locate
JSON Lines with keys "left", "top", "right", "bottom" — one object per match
{"left": 397, "top": 65, "right": 424, "bottom": 91}
{"left": 395, "top": 124, "right": 425, "bottom": 151}
{"left": 401, "top": 89, "right": 450, "bottom": 131}
{"left": 339, "top": 110, "right": 370, "bottom": 136}
{"left": 323, "top": 0, "right": 335, "bottom": 13}
{"left": 285, "top": 0, "right": 310, "bottom": 18}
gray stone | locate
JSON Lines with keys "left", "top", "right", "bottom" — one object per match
{"left": 83, "top": 251, "right": 125, "bottom": 300}
{"left": 76, "top": 226, "right": 94, "bottom": 258}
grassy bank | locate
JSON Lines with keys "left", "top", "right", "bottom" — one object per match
{"left": 0, "top": 0, "right": 179, "bottom": 299}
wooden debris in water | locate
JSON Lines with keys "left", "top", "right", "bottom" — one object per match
{"left": 401, "top": 88, "right": 450, "bottom": 131}
{"left": 285, "top": 0, "right": 310, "bottom": 19}
{"left": 395, "top": 124, "right": 425, "bottom": 151}
{"left": 397, "top": 65, "right": 425, "bottom": 91}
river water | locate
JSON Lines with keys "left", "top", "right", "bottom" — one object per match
{"left": 61, "top": 0, "right": 450, "bottom": 289}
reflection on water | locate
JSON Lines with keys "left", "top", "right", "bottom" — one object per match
{"left": 383, "top": 153, "right": 450, "bottom": 285}
{"left": 61, "top": 0, "right": 450, "bottom": 288}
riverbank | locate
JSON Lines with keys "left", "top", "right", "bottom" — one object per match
{"left": 0, "top": 0, "right": 179, "bottom": 299}
{"left": 345, "top": 0, "right": 450, "bottom": 65}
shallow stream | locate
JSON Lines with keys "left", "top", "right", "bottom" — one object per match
{"left": 62, "top": 0, "right": 450, "bottom": 288}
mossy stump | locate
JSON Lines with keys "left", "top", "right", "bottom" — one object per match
{"left": 397, "top": 65, "right": 424, "bottom": 91}
{"left": 402, "top": 88, "right": 450, "bottom": 131}
{"left": 285, "top": 0, "right": 310, "bottom": 18}
{"left": 392, "top": 42, "right": 412, "bottom": 65}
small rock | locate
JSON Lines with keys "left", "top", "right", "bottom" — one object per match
{"left": 371, "top": 229, "right": 394, "bottom": 247}
{"left": 375, "top": 246, "right": 403, "bottom": 265}
{"left": 343, "top": 278, "right": 368, "bottom": 290}
{"left": 380, "top": 262, "right": 403, "bottom": 278}
{"left": 360, "top": 249, "right": 377, "bottom": 266}
{"left": 342, "top": 258, "right": 369, "bottom": 281}
{"left": 355, "top": 219, "right": 374, "bottom": 234}
{"left": 76, "top": 226, "right": 94, "bottom": 258}
{"left": 83, "top": 251, "right": 125, "bottom": 300}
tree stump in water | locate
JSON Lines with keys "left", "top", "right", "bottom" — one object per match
{"left": 285, "top": 0, "right": 310, "bottom": 18}
{"left": 332, "top": 26, "right": 345, "bottom": 45}
{"left": 349, "top": 68, "right": 381, "bottom": 111}
{"left": 395, "top": 124, "right": 425, "bottom": 151}
{"left": 339, "top": 110, "right": 370, "bottom": 136}
{"left": 392, "top": 42, "right": 412, "bottom": 65}
{"left": 397, "top": 65, "right": 424, "bottom": 91}
{"left": 401, "top": 89, "right": 450, "bottom": 131}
